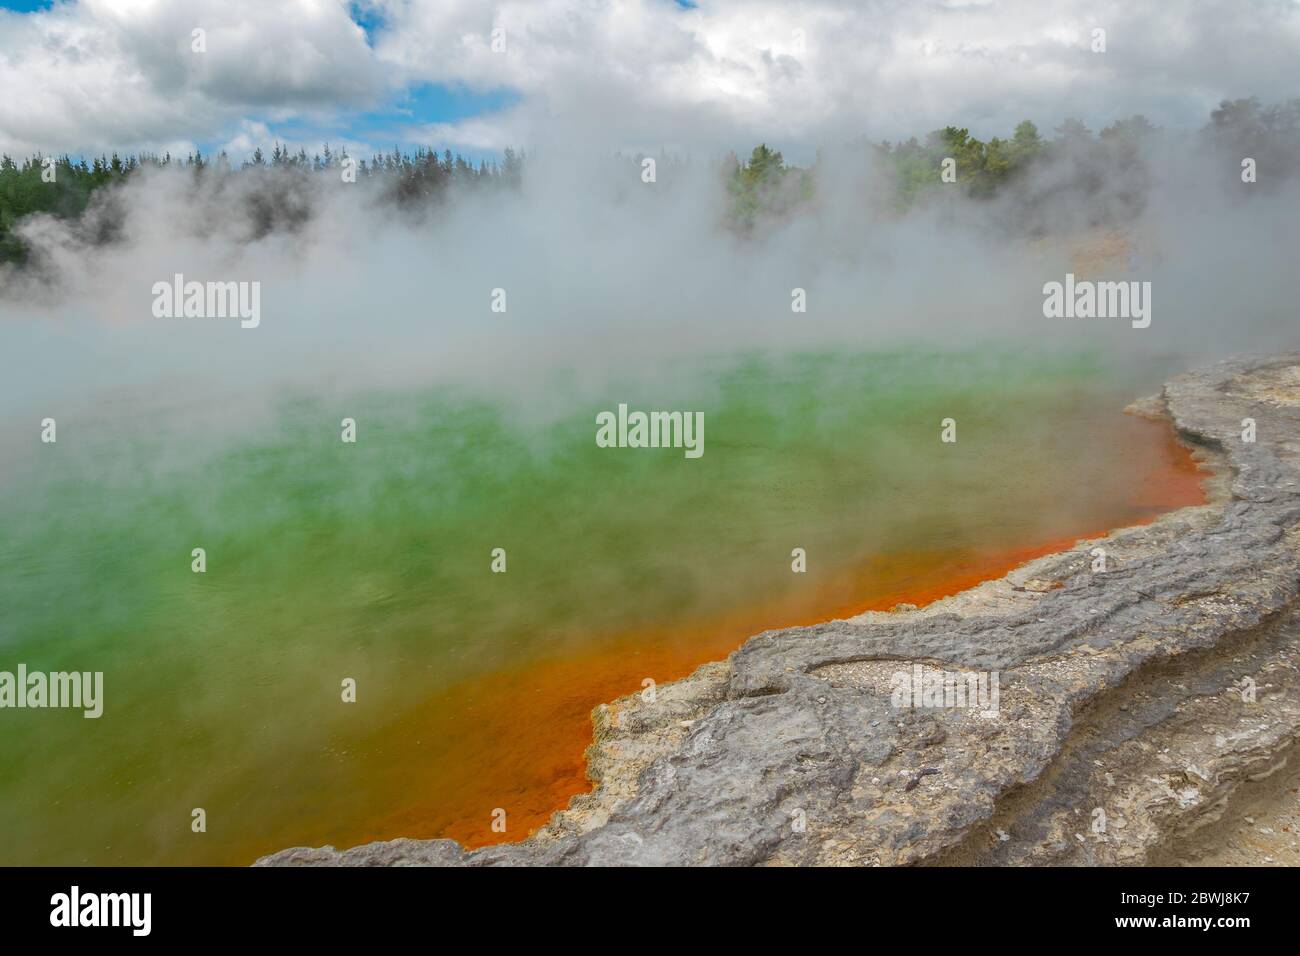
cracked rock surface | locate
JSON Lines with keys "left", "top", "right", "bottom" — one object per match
{"left": 258, "top": 352, "right": 1300, "bottom": 867}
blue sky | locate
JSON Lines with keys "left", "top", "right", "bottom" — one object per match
{"left": 227, "top": 83, "right": 522, "bottom": 163}
{"left": 348, "top": 0, "right": 385, "bottom": 43}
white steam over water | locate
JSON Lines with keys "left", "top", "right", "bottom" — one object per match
{"left": 1, "top": 135, "right": 1298, "bottom": 440}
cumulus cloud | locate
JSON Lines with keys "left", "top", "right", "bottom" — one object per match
{"left": 332, "top": 0, "right": 1300, "bottom": 152}
{"left": 3, "top": 0, "right": 1300, "bottom": 159}
{"left": 0, "top": 0, "right": 383, "bottom": 157}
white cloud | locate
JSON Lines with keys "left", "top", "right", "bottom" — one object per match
{"left": 0, "top": 0, "right": 383, "bottom": 157}
{"left": 372, "top": 0, "right": 1300, "bottom": 150}
{"left": 2, "top": 0, "right": 1299, "bottom": 158}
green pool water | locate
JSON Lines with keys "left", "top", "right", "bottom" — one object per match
{"left": 0, "top": 347, "right": 1196, "bottom": 864}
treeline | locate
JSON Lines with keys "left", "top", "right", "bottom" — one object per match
{"left": 724, "top": 143, "right": 814, "bottom": 232}
{"left": 874, "top": 116, "right": 1150, "bottom": 206}
{"left": 4, "top": 97, "right": 1299, "bottom": 265}
{"left": 723, "top": 97, "right": 1300, "bottom": 233}
{"left": 0, "top": 144, "right": 525, "bottom": 264}
{"left": 719, "top": 119, "right": 1145, "bottom": 235}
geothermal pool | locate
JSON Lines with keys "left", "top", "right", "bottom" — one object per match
{"left": 0, "top": 349, "right": 1205, "bottom": 865}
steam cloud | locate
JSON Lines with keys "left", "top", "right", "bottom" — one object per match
{"left": 1, "top": 128, "right": 1297, "bottom": 443}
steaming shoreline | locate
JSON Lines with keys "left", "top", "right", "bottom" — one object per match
{"left": 258, "top": 351, "right": 1300, "bottom": 866}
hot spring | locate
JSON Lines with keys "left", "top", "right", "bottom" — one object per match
{"left": 0, "top": 347, "right": 1204, "bottom": 864}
